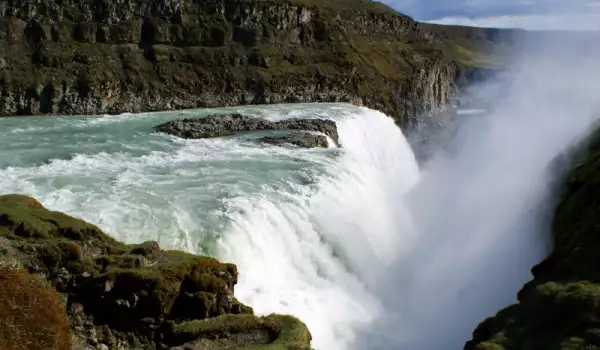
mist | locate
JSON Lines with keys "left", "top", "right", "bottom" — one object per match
{"left": 353, "top": 30, "right": 600, "bottom": 349}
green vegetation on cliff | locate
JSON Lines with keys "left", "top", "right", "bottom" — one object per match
{"left": 464, "top": 129, "right": 600, "bottom": 350}
{"left": 0, "top": 194, "right": 311, "bottom": 349}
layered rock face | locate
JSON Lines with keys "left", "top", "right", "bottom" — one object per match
{"left": 464, "top": 129, "right": 600, "bottom": 350}
{"left": 0, "top": 0, "right": 472, "bottom": 129}
{"left": 0, "top": 194, "right": 312, "bottom": 349}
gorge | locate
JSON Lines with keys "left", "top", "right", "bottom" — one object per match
{"left": 2, "top": 0, "right": 600, "bottom": 350}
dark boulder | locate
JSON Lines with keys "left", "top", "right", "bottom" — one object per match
{"left": 155, "top": 114, "right": 274, "bottom": 139}
{"left": 261, "top": 132, "right": 330, "bottom": 148}
{"left": 278, "top": 118, "right": 339, "bottom": 145}
{"left": 155, "top": 114, "right": 340, "bottom": 146}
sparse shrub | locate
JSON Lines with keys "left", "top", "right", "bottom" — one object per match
{"left": 0, "top": 266, "right": 71, "bottom": 350}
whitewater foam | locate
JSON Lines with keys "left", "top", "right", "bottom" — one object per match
{"left": 217, "top": 107, "right": 419, "bottom": 349}
{"left": 0, "top": 104, "right": 420, "bottom": 350}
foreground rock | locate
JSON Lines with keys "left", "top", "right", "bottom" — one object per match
{"left": 464, "top": 128, "right": 600, "bottom": 350}
{"left": 156, "top": 114, "right": 339, "bottom": 146}
{"left": 0, "top": 194, "right": 312, "bottom": 350}
{"left": 261, "top": 132, "right": 329, "bottom": 148}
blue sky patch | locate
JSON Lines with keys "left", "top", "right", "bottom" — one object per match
{"left": 381, "top": 0, "right": 600, "bottom": 30}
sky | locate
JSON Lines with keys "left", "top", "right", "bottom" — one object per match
{"left": 381, "top": 0, "right": 600, "bottom": 30}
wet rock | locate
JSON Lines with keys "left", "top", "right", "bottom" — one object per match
{"left": 261, "top": 132, "right": 330, "bottom": 148}
{"left": 155, "top": 114, "right": 339, "bottom": 145}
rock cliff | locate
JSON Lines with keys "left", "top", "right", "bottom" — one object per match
{"left": 0, "top": 194, "right": 312, "bottom": 349}
{"left": 464, "top": 128, "right": 600, "bottom": 350}
{"left": 0, "top": 0, "right": 501, "bottom": 130}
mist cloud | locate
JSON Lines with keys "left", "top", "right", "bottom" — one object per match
{"left": 353, "top": 23, "right": 600, "bottom": 350}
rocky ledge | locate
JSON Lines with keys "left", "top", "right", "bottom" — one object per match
{"left": 261, "top": 132, "right": 329, "bottom": 148}
{"left": 155, "top": 114, "right": 339, "bottom": 146}
{"left": 0, "top": 194, "right": 312, "bottom": 350}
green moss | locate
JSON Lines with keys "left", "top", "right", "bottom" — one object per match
{"left": 475, "top": 342, "right": 505, "bottom": 350}
{"left": 31, "top": 239, "right": 83, "bottom": 271}
{"left": 173, "top": 314, "right": 272, "bottom": 340}
{"left": 252, "top": 315, "right": 312, "bottom": 350}
{"left": 172, "top": 314, "right": 311, "bottom": 350}
{"left": 0, "top": 194, "right": 120, "bottom": 244}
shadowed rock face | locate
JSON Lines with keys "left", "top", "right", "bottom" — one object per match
{"left": 261, "top": 132, "right": 329, "bottom": 148}
{"left": 155, "top": 113, "right": 339, "bottom": 145}
{"left": 0, "top": 194, "right": 312, "bottom": 350}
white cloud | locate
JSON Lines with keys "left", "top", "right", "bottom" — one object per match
{"left": 427, "top": 13, "right": 600, "bottom": 31}
{"left": 382, "top": 0, "right": 600, "bottom": 30}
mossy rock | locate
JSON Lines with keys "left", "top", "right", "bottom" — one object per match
{"left": 0, "top": 194, "right": 304, "bottom": 349}
{"left": 0, "top": 194, "right": 117, "bottom": 243}
{"left": 171, "top": 314, "right": 312, "bottom": 350}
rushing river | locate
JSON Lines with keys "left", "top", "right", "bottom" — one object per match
{"left": 0, "top": 97, "right": 594, "bottom": 349}
{"left": 0, "top": 104, "right": 420, "bottom": 349}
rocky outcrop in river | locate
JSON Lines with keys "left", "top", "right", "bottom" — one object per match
{"left": 0, "top": 194, "right": 311, "bottom": 350}
{"left": 156, "top": 113, "right": 339, "bottom": 146}
{"left": 0, "top": 0, "right": 507, "bottom": 130}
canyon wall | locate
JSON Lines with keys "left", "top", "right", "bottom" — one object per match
{"left": 0, "top": 0, "right": 495, "bottom": 130}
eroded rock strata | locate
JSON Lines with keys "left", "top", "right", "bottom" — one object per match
{"left": 0, "top": 0, "right": 503, "bottom": 130}
{"left": 0, "top": 194, "right": 312, "bottom": 349}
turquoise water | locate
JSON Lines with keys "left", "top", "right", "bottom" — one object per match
{"left": 0, "top": 103, "right": 420, "bottom": 350}
{"left": 0, "top": 105, "right": 347, "bottom": 251}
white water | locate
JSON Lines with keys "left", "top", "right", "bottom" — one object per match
{"left": 0, "top": 104, "right": 420, "bottom": 349}
{"left": 218, "top": 108, "right": 419, "bottom": 348}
